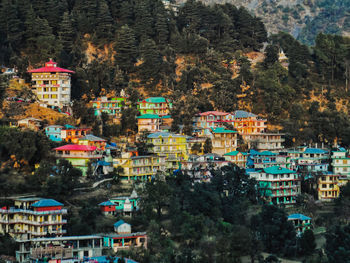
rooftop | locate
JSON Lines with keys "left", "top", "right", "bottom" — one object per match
{"left": 263, "top": 166, "right": 296, "bottom": 175}
{"left": 28, "top": 59, "right": 75, "bottom": 74}
{"left": 136, "top": 114, "right": 161, "bottom": 119}
{"left": 233, "top": 110, "right": 257, "bottom": 118}
{"left": 147, "top": 132, "right": 186, "bottom": 138}
{"left": 99, "top": 200, "right": 115, "bottom": 206}
{"left": 199, "top": 111, "right": 229, "bottom": 116}
{"left": 114, "top": 220, "right": 128, "bottom": 228}
{"left": 139, "top": 97, "right": 167, "bottom": 103}
{"left": 288, "top": 214, "right": 311, "bottom": 221}
{"left": 32, "top": 199, "right": 63, "bottom": 207}
{"left": 304, "top": 148, "right": 328, "bottom": 154}
{"left": 224, "top": 151, "right": 248, "bottom": 156}
{"left": 79, "top": 134, "right": 107, "bottom": 142}
{"left": 54, "top": 144, "right": 97, "bottom": 151}
{"left": 211, "top": 127, "right": 237, "bottom": 134}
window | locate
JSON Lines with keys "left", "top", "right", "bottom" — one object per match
{"left": 322, "top": 184, "right": 327, "bottom": 188}
{"left": 51, "top": 94, "right": 57, "bottom": 99}
{"left": 51, "top": 87, "right": 57, "bottom": 92}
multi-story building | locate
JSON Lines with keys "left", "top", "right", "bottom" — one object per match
{"left": 288, "top": 214, "right": 312, "bottom": 236}
{"left": 193, "top": 111, "right": 235, "bottom": 131}
{"left": 288, "top": 147, "right": 329, "bottom": 172}
{"left": 242, "top": 133, "right": 285, "bottom": 152}
{"left": 223, "top": 151, "right": 248, "bottom": 168}
{"left": 16, "top": 235, "right": 103, "bottom": 263}
{"left": 147, "top": 132, "right": 188, "bottom": 171}
{"left": 210, "top": 127, "right": 238, "bottom": 155}
{"left": 92, "top": 97, "right": 128, "bottom": 119}
{"left": 44, "top": 125, "right": 64, "bottom": 142}
{"left": 232, "top": 110, "right": 267, "bottom": 134}
{"left": 247, "top": 150, "right": 291, "bottom": 169}
{"left": 137, "top": 114, "right": 162, "bottom": 133}
{"left": 17, "top": 117, "right": 42, "bottom": 131}
{"left": 113, "top": 153, "right": 166, "bottom": 181}
{"left": 331, "top": 148, "right": 350, "bottom": 177}
{"left": 61, "top": 126, "right": 92, "bottom": 144}
{"left": 28, "top": 59, "right": 74, "bottom": 107}
{"left": 180, "top": 153, "right": 231, "bottom": 182}
{"left": 78, "top": 134, "right": 107, "bottom": 150}
{"left": 249, "top": 166, "right": 301, "bottom": 205}
{"left": 0, "top": 197, "right": 67, "bottom": 241}
{"left": 137, "top": 97, "right": 172, "bottom": 116}
{"left": 318, "top": 173, "right": 340, "bottom": 201}
{"left": 54, "top": 144, "right": 103, "bottom": 175}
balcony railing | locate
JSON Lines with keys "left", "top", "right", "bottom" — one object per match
{"left": 0, "top": 208, "right": 67, "bottom": 215}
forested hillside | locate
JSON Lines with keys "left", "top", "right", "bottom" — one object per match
{"left": 1, "top": 0, "right": 350, "bottom": 147}
{"left": 180, "top": 0, "right": 350, "bottom": 45}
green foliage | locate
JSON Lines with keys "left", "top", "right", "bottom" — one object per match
{"left": 0, "top": 234, "right": 16, "bottom": 256}
{"left": 325, "top": 224, "right": 350, "bottom": 262}
{"left": 298, "top": 229, "right": 316, "bottom": 256}
{"left": 203, "top": 138, "right": 212, "bottom": 154}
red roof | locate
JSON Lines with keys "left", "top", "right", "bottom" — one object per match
{"left": 54, "top": 144, "right": 97, "bottom": 151}
{"left": 28, "top": 60, "right": 75, "bottom": 74}
{"left": 199, "top": 111, "right": 229, "bottom": 116}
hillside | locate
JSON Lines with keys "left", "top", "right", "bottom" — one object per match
{"left": 176, "top": 0, "right": 350, "bottom": 44}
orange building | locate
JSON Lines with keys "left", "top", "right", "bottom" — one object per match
{"left": 60, "top": 126, "right": 92, "bottom": 144}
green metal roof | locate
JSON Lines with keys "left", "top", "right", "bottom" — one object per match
{"left": 263, "top": 166, "right": 296, "bottom": 174}
{"left": 211, "top": 127, "right": 237, "bottom": 133}
{"left": 145, "top": 97, "right": 166, "bottom": 103}
{"left": 136, "top": 114, "right": 161, "bottom": 119}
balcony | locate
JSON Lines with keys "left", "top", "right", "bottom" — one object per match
{"left": 56, "top": 153, "right": 102, "bottom": 159}
{"left": 0, "top": 218, "right": 67, "bottom": 225}
{"left": 0, "top": 208, "right": 68, "bottom": 215}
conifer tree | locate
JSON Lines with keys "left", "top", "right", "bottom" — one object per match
{"left": 95, "top": 0, "right": 114, "bottom": 41}
{"left": 134, "top": 0, "right": 154, "bottom": 39}
{"left": 139, "top": 38, "right": 163, "bottom": 82}
{"left": 155, "top": 5, "right": 169, "bottom": 46}
{"left": 59, "top": 12, "right": 75, "bottom": 52}
{"left": 114, "top": 25, "right": 138, "bottom": 73}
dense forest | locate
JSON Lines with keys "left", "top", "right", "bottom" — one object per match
{"left": 0, "top": 0, "right": 350, "bottom": 146}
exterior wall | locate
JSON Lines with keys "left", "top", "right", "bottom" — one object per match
{"left": 115, "top": 223, "right": 131, "bottom": 234}
{"left": 61, "top": 129, "right": 91, "bottom": 144}
{"left": 137, "top": 118, "right": 161, "bottom": 133}
{"left": 92, "top": 97, "right": 127, "bottom": 117}
{"left": 212, "top": 133, "right": 237, "bottom": 155}
{"left": 288, "top": 218, "right": 312, "bottom": 234}
{"left": 224, "top": 153, "right": 247, "bottom": 168}
{"left": 78, "top": 140, "right": 107, "bottom": 150}
{"left": 31, "top": 72, "right": 71, "bottom": 107}
{"left": 137, "top": 100, "right": 172, "bottom": 116}
{"left": 331, "top": 151, "right": 350, "bottom": 176}
{"left": 45, "top": 126, "right": 63, "bottom": 142}
{"left": 243, "top": 134, "right": 284, "bottom": 152}
{"left": 318, "top": 174, "right": 340, "bottom": 201}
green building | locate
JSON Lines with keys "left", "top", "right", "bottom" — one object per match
{"left": 137, "top": 97, "right": 172, "bottom": 116}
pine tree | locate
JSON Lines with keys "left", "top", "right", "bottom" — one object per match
{"left": 114, "top": 25, "right": 138, "bottom": 73}
{"left": 3, "top": 0, "right": 24, "bottom": 50}
{"left": 95, "top": 0, "right": 114, "bottom": 41}
{"left": 139, "top": 38, "right": 163, "bottom": 82}
{"left": 134, "top": 0, "right": 154, "bottom": 39}
{"left": 59, "top": 12, "right": 75, "bottom": 52}
{"left": 155, "top": 5, "right": 169, "bottom": 46}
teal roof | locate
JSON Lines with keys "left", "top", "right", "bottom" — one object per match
{"left": 32, "top": 199, "right": 63, "bottom": 207}
{"left": 145, "top": 97, "right": 166, "bottom": 103}
{"left": 99, "top": 200, "right": 115, "bottom": 206}
{"left": 263, "top": 166, "right": 296, "bottom": 174}
{"left": 137, "top": 114, "right": 160, "bottom": 119}
{"left": 288, "top": 214, "right": 311, "bottom": 221}
{"left": 162, "top": 115, "right": 172, "bottom": 119}
{"left": 304, "top": 148, "right": 328, "bottom": 154}
{"left": 258, "top": 151, "right": 276, "bottom": 156}
{"left": 114, "top": 220, "right": 127, "bottom": 228}
{"left": 211, "top": 127, "right": 237, "bottom": 133}
{"left": 224, "top": 151, "right": 247, "bottom": 156}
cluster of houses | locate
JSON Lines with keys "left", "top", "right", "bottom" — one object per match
{"left": 0, "top": 193, "right": 146, "bottom": 263}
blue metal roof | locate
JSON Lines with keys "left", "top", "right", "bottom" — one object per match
{"left": 304, "top": 148, "right": 328, "bottom": 154}
{"left": 288, "top": 214, "right": 311, "bottom": 221}
{"left": 99, "top": 200, "right": 115, "bottom": 206}
{"left": 114, "top": 220, "right": 127, "bottom": 228}
{"left": 32, "top": 199, "right": 63, "bottom": 207}
{"left": 233, "top": 110, "right": 257, "bottom": 118}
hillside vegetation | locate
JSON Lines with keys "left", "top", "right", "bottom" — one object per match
{"left": 0, "top": 0, "right": 350, "bottom": 147}
{"left": 179, "top": 0, "right": 350, "bottom": 45}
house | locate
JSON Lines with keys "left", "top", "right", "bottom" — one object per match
{"left": 54, "top": 144, "right": 103, "bottom": 175}
{"left": 99, "top": 190, "right": 139, "bottom": 217}
{"left": 318, "top": 173, "right": 340, "bottom": 201}
{"left": 137, "top": 97, "right": 172, "bottom": 116}
{"left": 137, "top": 114, "right": 161, "bottom": 133}
{"left": 247, "top": 150, "right": 291, "bottom": 169}
{"left": 331, "top": 148, "right": 350, "bottom": 177}
{"left": 288, "top": 147, "right": 329, "bottom": 172}
{"left": 17, "top": 117, "right": 42, "bottom": 131}
{"left": 180, "top": 153, "right": 231, "bottom": 182}
{"left": 44, "top": 125, "right": 64, "bottom": 142}
{"left": 103, "top": 232, "right": 147, "bottom": 253}
{"left": 92, "top": 97, "right": 128, "bottom": 120}
{"left": 0, "top": 197, "right": 67, "bottom": 241}
{"left": 114, "top": 220, "right": 131, "bottom": 234}
{"left": 223, "top": 151, "right": 248, "bottom": 168}
{"left": 16, "top": 235, "right": 103, "bottom": 263}
{"left": 147, "top": 132, "right": 188, "bottom": 171}
{"left": 78, "top": 134, "right": 107, "bottom": 150}
{"left": 249, "top": 166, "right": 301, "bottom": 205}
{"left": 210, "top": 127, "right": 238, "bottom": 155}
{"left": 288, "top": 214, "right": 312, "bottom": 235}
{"left": 113, "top": 153, "right": 166, "bottom": 181}
{"left": 28, "top": 59, "right": 74, "bottom": 108}
{"left": 232, "top": 110, "right": 267, "bottom": 134}
{"left": 193, "top": 111, "right": 235, "bottom": 131}
{"left": 242, "top": 133, "right": 285, "bottom": 152}
{"left": 60, "top": 126, "right": 92, "bottom": 144}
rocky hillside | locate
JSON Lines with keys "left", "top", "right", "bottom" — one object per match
{"left": 177, "top": 0, "right": 350, "bottom": 44}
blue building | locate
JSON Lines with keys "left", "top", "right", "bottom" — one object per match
{"left": 288, "top": 147, "right": 329, "bottom": 173}
{"left": 247, "top": 149, "right": 291, "bottom": 169}
{"left": 44, "top": 125, "right": 63, "bottom": 142}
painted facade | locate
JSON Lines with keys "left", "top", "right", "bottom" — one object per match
{"left": 54, "top": 144, "right": 103, "bottom": 175}
{"left": 288, "top": 214, "right": 312, "bottom": 235}
{"left": 61, "top": 127, "right": 92, "bottom": 144}
{"left": 331, "top": 149, "right": 350, "bottom": 176}
{"left": 318, "top": 173, "right": 340, "bottom": 201}
{"left": 78, "top": 134, "right": 107, "bottom": 150}
{"left": 0, "top": 198, "right": 67, "bottom": 241}
{"left": 247, "top": 150, "right": 291, "bottom": 169}
{"left": 249, "top": 166, "right": 301, "bottom": 205}
{"left": 147, "top": 132, "right": 188, "bottom": 171}
{"left": 137, "top": 97, "right": 172, "bottom": 116}
{"left": 137, "top": 114, "right": 161, "bottom": 133}
{"left": 92, "top": 97, "right": 128, "bottom": 118}
{"left": 223, "top": 151, "right": 248, "bottom": 168}
{"left": 210, "top": 127, "right": 238, "bottom": 155}
{"left": 28, "top": 59, "right": 74, "bottom": 107}
{"left": 288, "top": 147, "right": 329, "bottom": 172}
{"left": 45, "top": 125, "right": 63, "bottom": 142}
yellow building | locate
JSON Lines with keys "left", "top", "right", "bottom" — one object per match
{"left": 28, "top": 59, "right": 74, "bottom": 107}
{"left": 147, "top": 132, "right": 188, "bottom": 171}
{"left": 318, "top": 174, "right": 340, "bottom": 201}
{"left": 113, "top": 153, "right": 166, "bottom": 181}
{"left": 210, "top": 127, "right": 238, "bottom": 155}
{"left": 0, "top": 197, "right": 67, "bottom": 240}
